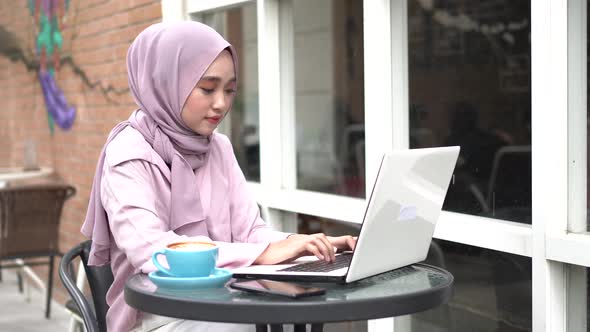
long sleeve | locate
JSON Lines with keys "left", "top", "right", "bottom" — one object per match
{"left": 100, "top": 132, "right": 291, "bottom": 273}
{"left": 100, "top": 125, "right": 291, "bottom": 332}
{"left": 101, "top": 159, "right": 211, "bottom": 273}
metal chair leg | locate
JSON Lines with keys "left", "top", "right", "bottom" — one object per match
{"left": 294, "top": 324, "right": 307, "bottom": 332}
{"left": 311, "top": 323, "right": 324, "bottom": 332}
{"left": 17, "top": 270, "right": 23, "bottom": 293}
{"left": 46, "top": 255, "right": 54, "bottom": 319}
{"left": 269, "top": 324, "right": 283, "bottom": 332}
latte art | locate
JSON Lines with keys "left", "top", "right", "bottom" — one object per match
{"left": 168, "top": 241, "right": 216, "bottom": 250}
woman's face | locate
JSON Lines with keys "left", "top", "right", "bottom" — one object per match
{"left": 181, "top": 50, "right": 236, "bottom": 136}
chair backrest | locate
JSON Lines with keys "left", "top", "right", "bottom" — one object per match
{"left": 60, "top": 240, "right": 113, "bottom": 332}
{"left": 60, "top": 241, "right": 99, "bottom": 332}
{"left": 0, "top": 183, "right": 75, "bottom": 258}
{"left": 257, "top": 203, "right": 271, "bottom": 224}
{"left": 486, "top": 145, "right": 531, "bottom": 212}
{"left": 80, "top": 241, "right": 114, "bottom": 332}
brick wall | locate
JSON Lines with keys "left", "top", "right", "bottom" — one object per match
{"left": 0, "top": 0, "right": 162, "bottom": 304}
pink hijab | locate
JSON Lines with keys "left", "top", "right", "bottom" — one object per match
{"left": 81, "top": 21, "right": 237, "bottom": 265}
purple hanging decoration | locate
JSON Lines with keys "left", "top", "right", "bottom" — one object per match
{"left": 39, "top": 71, "right": 75, "bottom": 129}
{"left": 33, "top": 0, "right": 76, "bottom": 131}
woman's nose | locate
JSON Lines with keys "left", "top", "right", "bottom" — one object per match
{"left": 212, "top": 91, "right": 226, "bottom": 110}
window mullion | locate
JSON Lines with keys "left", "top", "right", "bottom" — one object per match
{"left": 531, "top": 0, "right": 568, "bottom": 331}
{"left": 565, "top": 1, "right": 588, "bottom": 330}
{"left": 257, "top": 0, "right": 282, "bottom": 188}
{"left": 279, "top": 0, "right": 296, "bottom": 190}
{"left": 391, "top": 0, "right": 409, "bottom": 150}
{"left": 568, "top": 0, "right": 588, "bottom": 234}
{"left": 256, "top": 0, "right": 290, "bottom": 231}
{"left": 365, "top": 1, "right": 395, "bottom": 331}
{"left": 364, "top": 0, "right": 393, "bottom": 199}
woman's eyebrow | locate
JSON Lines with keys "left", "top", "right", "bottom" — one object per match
{"left": 200, "top": 76, "right": 237, "bottom": 83}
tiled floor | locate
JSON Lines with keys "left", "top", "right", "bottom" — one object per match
{"left": 0, "top": 270, "right": 71, "bottom": 332}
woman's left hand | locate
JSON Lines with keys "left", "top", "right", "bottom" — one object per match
{"left": 326, "top": 235, "right": 357, "bottom": 252}
{"left": 253, "top": 233, "right": 358, "bottom": 265}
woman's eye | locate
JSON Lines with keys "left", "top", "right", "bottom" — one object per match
{"left": 225, "top": 88, "right": 237, "bottom": 94}
{"left": 200, "top": 88, "right": 214, "bottom": 94}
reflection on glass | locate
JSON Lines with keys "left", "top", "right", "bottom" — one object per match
{"left": 411, "top": 240, "right": 531, "bottom": 331}
{"left": 192, "top": 4, "right": 260, "bottom": 181}
{"left": 297, "top": 213, "right": 361, "bottom": 238}
{"left": 408, "top": 1, "right": 532, "bottom": 223}
{"left": 296, "top": 213, "right": 365, "bottom": 331}
{"left": 566, "top": 265, "right": 588, "bottom": 331}
{"left": 297, "top": 214, "right": 531, "bottom": 331}
{"left": 292, "top": 0, "right": 365, "bottom": 198}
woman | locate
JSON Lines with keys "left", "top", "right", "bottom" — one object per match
{"left": 81, "top": 21, "right": 356, "bottom": 332}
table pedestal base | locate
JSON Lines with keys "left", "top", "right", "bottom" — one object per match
{"left": 256, "top": 323, "right": 324, "bottom": 332}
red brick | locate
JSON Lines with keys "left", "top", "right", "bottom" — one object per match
{"left": 128, "top": 2, "right": 162, "bottom": 25}
{"left": 1, "top": 0, "right": 163, "bottom": 305}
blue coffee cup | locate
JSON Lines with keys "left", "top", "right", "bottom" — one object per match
{"left": 152, "top": 241, "right": 218, "bottom": 278}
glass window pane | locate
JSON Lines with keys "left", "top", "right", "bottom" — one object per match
{"left": 408, "top": 1, "right": 532, "bottom": 224}
{"left": 296, "top": 213, "right": 362, "bottom": 238}
{"left": 192, "top": 4, "right": 260, "bottom": 181}
{"left": 297, "top": 214, "right": 532, "bottom": 331}
{"left": 567, "top": 265, "right": 588, "bottom": 331}
{"left": 410, "top": 240, "right": 531, "bottom": 331}
{"left": 291, "top": 0, "right": 365, "bottom": 198}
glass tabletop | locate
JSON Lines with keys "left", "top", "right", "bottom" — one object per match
{"left": 125, "top": 263, "right": 453, "bottom": 324}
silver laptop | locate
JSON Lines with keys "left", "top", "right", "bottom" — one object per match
{"left": 232, "top": 146, "right": 460, "bottom": 283}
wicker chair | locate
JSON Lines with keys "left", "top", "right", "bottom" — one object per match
{"left": 0, "top": 182, "right": 75, "bottom": 318}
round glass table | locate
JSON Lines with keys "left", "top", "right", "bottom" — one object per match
{"left": 125, "top": 263, "right": 453, "bottom": 332}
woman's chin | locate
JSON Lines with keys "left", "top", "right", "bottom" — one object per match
{"left": 193, "top": 127, "right": 215, "bottom": 136}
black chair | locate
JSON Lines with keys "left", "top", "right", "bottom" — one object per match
{"left": 59, "top": 240, "right": 113, "bottom": 332}
{"left": 0, "top": 182, "right": 75, "bottom": 318}
{"left": 486, "top": 145, "right": 532, "bottom": 214}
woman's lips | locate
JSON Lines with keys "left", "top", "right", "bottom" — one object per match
{"left": 206, "top": 116, "right": 221, "bottom": 124}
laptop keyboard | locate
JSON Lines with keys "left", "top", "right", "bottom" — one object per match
{"left": 278, "top": 253, "right": 353, "bottom": 273}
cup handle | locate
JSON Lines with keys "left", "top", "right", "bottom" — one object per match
{"left": 152, "top": 250, "right": 174, "bottom": 277}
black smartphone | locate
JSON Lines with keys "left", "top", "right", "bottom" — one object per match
{"left": 230, "top": 279, "right": 326, "bottom": 299}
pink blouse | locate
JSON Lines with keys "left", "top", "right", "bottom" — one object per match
{"left": 99, "top": 127, "right": 289, "bottom": 331}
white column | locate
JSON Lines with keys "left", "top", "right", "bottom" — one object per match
{"left": 390, "top": 1, "right": 410, "bottom": 329}
{"left": 567, "top": 0, "right": 588, "bottom": 330}
{"left": 257, "top": 0, "right": 282, "bottom": 188}
{"left": 365, "top": 1, "right": 395, "bottom": 331}
{"left": 363, "top": 0, "right": 394, "bottom": 196}
{"left": 257, "top": 0, "right": 292, "bottom": 231}
{"left": 391, "top": 0, "right": 409, "bottom": 150}
{"left": 531, "top": 0, "right": 568, "bottom": 331}
{"left": 279, "top": 0, "right": 297, "bottom": 191}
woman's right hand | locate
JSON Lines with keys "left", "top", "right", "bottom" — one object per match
{"left": 254, "top": 233, "right": 355, "bottom": 265}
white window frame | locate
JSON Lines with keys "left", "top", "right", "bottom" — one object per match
{"left": 531, "top": 1, "right": 569, "bottom": 330}
{"left": 547, "top": 0, "right": 589, "bottom": 331}
{"left": 166, "top": 0, "right": 590, "bottom": 331}
{"left": 168, "top": 0, "right": 536, "bottom": 257}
